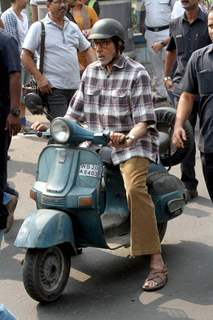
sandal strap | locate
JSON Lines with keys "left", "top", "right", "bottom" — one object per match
{"left": 145, "top": 266, "right": 168, "bottom": 282}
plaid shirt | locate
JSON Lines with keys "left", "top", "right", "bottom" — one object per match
{"left": 67, "top": 54, "right": 159, "bottom": 165}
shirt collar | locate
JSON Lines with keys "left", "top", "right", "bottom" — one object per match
{"left": 112, "top": 54, "right": 126, "bottom": 69}
{"left": 97, "top": 54, "right": 126, "bottom": 70}
{"left": 43, "top": 13, "right": 70, "bottom": 28}
{"left": 182, "top": 7, "right": 207, "bottom": 24}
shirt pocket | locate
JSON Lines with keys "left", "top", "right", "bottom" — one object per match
{"left": 197, "top": 70, "right": 213, "bottom": 95}
{"left": 175, "top": 34, "right": 184, "bottom": 55}
{"left": 110, "top": 90, "right": 132, "bottom": 126}
{"left": 84, "top": 87, "right": 100, "bottom": 106}
{"left": 111, "top": 90, "right": 130, "bottom": 111}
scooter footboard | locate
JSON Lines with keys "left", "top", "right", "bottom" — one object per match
{"left": 14, "top": 209, "right": 75, "bottom": 249}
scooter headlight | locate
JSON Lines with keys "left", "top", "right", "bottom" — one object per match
{"left": 51, "top": 118, "right": 70, "bottom": 143}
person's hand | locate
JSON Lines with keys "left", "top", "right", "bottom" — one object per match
{"left": 172, "top": 125, "right": 186, "bottom": 149}
{"left": 109, "top": 132, "right": 136, "bottom": 148}
{"left": 5, "top": 114, "right": 21, "bottom": 136}
{"left": 152, "top": 42, "right": 163, "bottom": 54}
{"left": 109, "top": 132, "right": 126, "bottom": 148}
{"left": 31, "top": 121, "right": 48, "bottom": 132}
{"left": 37, "top": 75, "right": 52, "bottom": 95}
{"left": 164, "top": 77, "right": 173, "bottom": 90}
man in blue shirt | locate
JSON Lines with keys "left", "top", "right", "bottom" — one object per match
{"left": 0, "top": 29, "right": 21, "bottom": 232}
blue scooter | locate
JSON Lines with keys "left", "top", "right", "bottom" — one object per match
{"left": 15, "top": 105, "right": 192, "bottom": 303}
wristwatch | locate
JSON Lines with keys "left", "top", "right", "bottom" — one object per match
{"left": 10, "top": 107, "right": 20, "bottom": 117}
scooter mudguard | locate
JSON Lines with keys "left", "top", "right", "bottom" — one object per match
{"left": 14, "top": 209, "right": 75, "bottom": 249}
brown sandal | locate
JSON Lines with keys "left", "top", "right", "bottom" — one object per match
{"left": 142, "top": 265, "right": 168, "bottom": 292}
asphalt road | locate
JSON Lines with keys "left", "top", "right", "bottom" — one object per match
{"left": 0, "top": 126, "right": 213, "bottom": 320}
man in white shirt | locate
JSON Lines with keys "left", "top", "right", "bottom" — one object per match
{"left": 1, "top": 0, "right": 28, "bottom": 51}
{"left": 22, "top": 0, "right": 96, "bottom": 119}
{"left": 136, "top": 0, "right": 176, "bottom": 103}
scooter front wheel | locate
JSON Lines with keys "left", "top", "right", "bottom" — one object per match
{"left": 23, "top": 245, "right": 71, "bottom": 303}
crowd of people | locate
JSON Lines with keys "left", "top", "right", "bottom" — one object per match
{"left": 1, "top": 0, "right": 213, "bottom": 304}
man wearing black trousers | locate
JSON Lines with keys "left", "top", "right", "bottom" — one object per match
{"left": 164, "top": 0, "right": 211, "bottom": 201}
{"left": 0, "top": 28, "right": 21, "bottom": 233}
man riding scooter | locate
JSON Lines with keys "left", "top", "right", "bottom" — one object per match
{"left": 32, "top": 18, "right": 168, "bottom": 292}
{"left": 65, "top": 18, "right": 168, "bottom": 291}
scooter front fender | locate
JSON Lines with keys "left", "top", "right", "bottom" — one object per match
{"left": 14, "top": 209, "right": 75, "bottom": 249}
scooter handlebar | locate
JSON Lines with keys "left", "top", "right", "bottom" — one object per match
{"left": 22, "top": 129, "right": 51, "bottom": 139}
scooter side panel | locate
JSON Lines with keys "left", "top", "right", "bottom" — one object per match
{"left": 72, "top": 210, "right": 109, "bottom": 249}
{"left": 14, "top": 209, "right": 75, "bottom": 249}
{"left": 34, "top": 146, "right": 103, "bottom": 211}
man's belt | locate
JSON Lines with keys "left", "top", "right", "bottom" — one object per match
{"left": 146, "top": 25, "right": 169, "bottom": 32}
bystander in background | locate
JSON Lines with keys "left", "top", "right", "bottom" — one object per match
{"left": 1, "top": 0, "right": 30, "bottom": 129}
{"left": 0, "top": 28, "right": 21, "bottom": 238}
{"left": 81, "top": 0, "right": 100, "bottom": 16}
{"left": 22, "top": 0, "right": 96, "bottom": 120}
{"left": 135, "top": 0, "right": 176, "bottom": 104}
{"left": 68, "top": 0, "right": 98, "bottom": 72}
{"left": 164, "top": 0, "right": 211, "bottom": 201}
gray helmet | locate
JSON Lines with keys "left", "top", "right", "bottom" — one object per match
{"left": 88, "top": 18, "right": 125, "bottom": 43}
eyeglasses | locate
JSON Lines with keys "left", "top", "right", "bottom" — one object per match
{"left": 92, "top": 39, "right": 112, "bottom": 49}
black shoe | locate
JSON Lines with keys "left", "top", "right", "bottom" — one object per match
{"left": 185, "top": 189, "right": 198, "bottom": 202}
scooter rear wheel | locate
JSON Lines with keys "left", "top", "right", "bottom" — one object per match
{"left": 23, "top": 245, "right": 71, "bottom": 303}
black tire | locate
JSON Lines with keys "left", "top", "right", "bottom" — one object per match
{"left": 158, "top": 222, "right": 168, "bottom": 242}
{"left": 155, "top": 107, "right": 194, "bottom": 167}
{"left": 23, "top": 246, "right": 71, "bottom": 303}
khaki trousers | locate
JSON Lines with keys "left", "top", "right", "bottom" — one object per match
{"left": 120, "top": 157, "right": 161, "bottom": 256}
